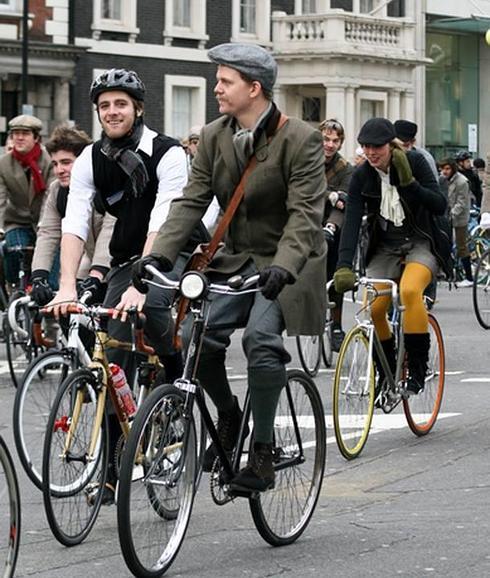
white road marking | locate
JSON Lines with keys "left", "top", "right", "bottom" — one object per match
{"left": 460, "top": 377, "right": 490, "bottom": 383}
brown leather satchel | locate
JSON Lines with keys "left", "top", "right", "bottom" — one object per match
{"left": 173, "top": 113, "right": 288, "bottom": 348}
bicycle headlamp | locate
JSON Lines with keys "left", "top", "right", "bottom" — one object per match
{"left": 180, "top": 272, "right": 207, "bottom": 300}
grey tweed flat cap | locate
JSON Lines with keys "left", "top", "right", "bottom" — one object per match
{"left": 208, "top": 43, "right": 277, "bottom": 93}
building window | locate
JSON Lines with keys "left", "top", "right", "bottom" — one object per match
{"left": 359, "top": 0, "right": 373, "bottom": 13}
{"left": 0, "top": 0, "right": 16, "bottom": 10}
{"left": 240, "top": 0, "right": 256, "bottom": 34}
{"left": 302, "top": 0, "right": 317, "bottom": 13}
{"left": 165, "top": 75, "right": 206, "bottom": 141}
{"left": 387, "top": 0, "right": 404, "bottom": 17}
{"left": 163, "top": 0, "right": 208, "bottom": 46}
{"left": 92, "top": 0, "right": 139, "bottom": 39}
{"left": 173, "top": 0, "right": 191, "bottom": 27}
{"left": 330, "top": 0, "right": 352, "bottom": 11}
{"left": 302, "top": 97, "right": 321, "bottom": 122}
{"left": 232, "top": 0, "right": 271, "bottom": 44}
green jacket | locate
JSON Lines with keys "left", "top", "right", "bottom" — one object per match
{"left": 152, "top": 110, "right": 327, "bottom": 335}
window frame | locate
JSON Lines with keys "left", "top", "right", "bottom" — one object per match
{"left": 92, "top": 0, "right": 139, "bottom": 40}
{"left": 164, "top": 75, "right": 206, "bottom": 141}
{"left": 231, "top": 0, "right": 271, "bottom": 45}
{"left": 163, "top": 0, "right": 208, "bottom": 47}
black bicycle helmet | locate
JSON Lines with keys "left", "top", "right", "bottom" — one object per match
{"left": 90, "top": 68, "right": 145, "bottom": 103}
{"left": 455, "top": 150, "right": 472, "bottom": 162}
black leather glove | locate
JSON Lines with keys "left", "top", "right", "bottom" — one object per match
{"left": 77, "top": 276, "right": 106, "bottom": 305}
{"left": 323, "top": 222, "right": 337, "bottom": 245}
{"left": 132, "top": 253, "right": 173, "bottom": 294}
{"left": 30, "top": 270, "right": 53, "bottom": 306}
{"left": 259, "top": 266, "right": 294, "bottom": 301}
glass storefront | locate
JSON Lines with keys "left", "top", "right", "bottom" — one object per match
{"left": 426, "top": 31, "right": 479, "bottom": 162}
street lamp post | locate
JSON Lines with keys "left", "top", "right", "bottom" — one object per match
{"left": 20, "top": 0, "right": 29, "bottom": 112}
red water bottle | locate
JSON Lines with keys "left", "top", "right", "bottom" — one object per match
{"left": 109, "top": 363, "right": 137, "bottom": 419}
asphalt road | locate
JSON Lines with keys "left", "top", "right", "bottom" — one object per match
{"left": 1, "top": 282, "right": 489, "bottom": 578}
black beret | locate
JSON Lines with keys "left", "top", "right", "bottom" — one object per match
{"left": 357, "top": 118, "right": 396, "bottom": 146}
{"left": 394, "top": 120, "right": 418, "bottom": 141}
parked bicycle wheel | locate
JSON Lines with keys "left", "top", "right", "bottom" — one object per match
{"left": 4, "top": 291, "right": 34, "bottom": 388}
{"left": 472, "top": 248, "right": 490, "bottom": 330}
{"left": 13, "top": 350, "right": 76, "bottom": 490}
{"left": 0, "top": 436, "right": 21, "bottom": 578}
{"left": 321, "top": 304, "right": 334, "bottom": 368}
{"left": 296, "top": 335, "right": 322, "bottom": 377}
{"left": 332, "top": 326, "right": 375, "bottom": 460}
{"left": 249, "top": 369, "right": 326, "bottom": 546}
{"left": 118, "top": 384, "right": 197, "bottom": 578}
{"left": 403, "top": 314, "right": 445, "bottom": 436}
{"left": 42, "top": 368, "right": 107, "bottom": 546}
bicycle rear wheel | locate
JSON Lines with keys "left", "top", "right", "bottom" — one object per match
{"left": 472, "top": 248, "right": 490, "bottom": 330}
{"left": 13, "top": 350, "right": 75, "bottom": 490}
{"left": 0, "top": 436, "right": 21, "bottom": 578}
{"left": 321, "top": 305, "right": 333, "bottom": 367}
{"left": 42, "top": 368, "right": 107, "bottom": 546}
{"left": 5, "top": 291, "right": 33, "bottom": 388}
{"left": 403, "top": 314, "right": 445, "bottom": 436}
{"left": 332, "top": 326, "right": 375, "bottom": 460}
{"left": 118, "top": 384, "right": 197, "bottom": 578}
{"left": 249, "top": 369, "right": 326, "bottom": 546}
{"left": 295, "top": 335, "right": 322, "bottom": 377}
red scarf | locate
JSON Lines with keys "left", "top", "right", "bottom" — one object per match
{"left": 11, "top": 142, "right": 47, "bottom": 195}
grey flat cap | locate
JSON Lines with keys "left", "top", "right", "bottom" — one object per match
{"left": 208, "top": 43, "right": 277, "bottom": 93}
{"left": 9, "top": 114, "right": 43, "bottom": 132}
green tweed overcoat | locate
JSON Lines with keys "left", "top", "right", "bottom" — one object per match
{"left": 152, "top": 112, "right": 327, "bottom": 336}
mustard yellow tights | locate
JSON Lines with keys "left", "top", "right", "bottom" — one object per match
{"left": 370, "top": 262, "right": 432, "bottom": 340}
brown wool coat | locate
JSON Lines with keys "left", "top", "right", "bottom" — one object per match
{"left": 152, "top": 113, "right": 327, "bottom": 335}
{"left": 0, "top": 148, "right": 55, "bottom": 231}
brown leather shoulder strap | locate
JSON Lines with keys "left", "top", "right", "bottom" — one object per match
{"left": 205, "top": 113, "right": 289, "bottom": 258}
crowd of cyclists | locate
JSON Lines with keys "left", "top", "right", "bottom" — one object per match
{"left": 1, "top": 40, "right": 490, "bottom": 575}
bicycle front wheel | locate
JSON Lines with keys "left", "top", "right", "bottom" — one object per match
{"left": 118, "top": 384, "right": 197, "bottom": 578}
{"left": 403, "top": 314, "right": 445, "bottom": 436}
{"left": 296, "top": 335, "right": 322, "bottom": 377}
{"left": 249, "top": 369, "right": 326, "bottom": 546}
{"left": 332, "top": 326, "right": 375, "bottom": 460}
{"left": 472, "top": 248, "right": 490, "bottom": 330}
{"left": 0, "top": 436, "right": 21, "bottom": 578}
{"left": 13, "top": 350, "right": 75, "bottom": 490}
{"left": 42, "top": 368, "right": 107, "bottom": 546}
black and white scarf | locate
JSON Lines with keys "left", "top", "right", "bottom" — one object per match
{"left": 100, "top": 116, "right": 149, "bottom": 198}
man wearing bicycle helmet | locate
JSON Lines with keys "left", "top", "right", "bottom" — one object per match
{"left": 0, "top": 115, "right": 56, "bottom": 290}
{"left": 48, "top": 68, "right": 210, "bottom": 502}
{"left": 132, "top": 43, "right": 327, "bottom": 492}
{"left": 334, "top": 118, "right": 449, "bottom": 398}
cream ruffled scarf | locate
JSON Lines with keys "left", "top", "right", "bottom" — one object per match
{"left": 376, "top": 167, "right": 405, "bottom": 226}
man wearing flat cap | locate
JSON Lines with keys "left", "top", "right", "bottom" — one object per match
{"left": 0, "top": 114, "right": 55, "bottom": 289}
{"left": 334, "top": 117, "right": 450, "bottom": 402}
{"left": 394, "top": 119, "right": 438, "bottom": 180}
{"left": 133, "top": 42, "right": 327, "bottom": 492}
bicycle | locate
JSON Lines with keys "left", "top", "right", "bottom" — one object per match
{"left": 332, "top": 277, "right": 445, "bottom": 460}
{"left": 296, "top": 280, "right": 334, "bottom": 376}
{"left": 41, "top": 303, "right": 164, "bottom": 547}
{"left": 116, "top": 266, "right": 327, "bottom": 578}
{"left": 0, "top": 435, "right": 21, "bottom": 578}
{"left": 13, "top": 295, "right": 94, "bottom": 491}
{"left": 472, "top": 246, "right": 490, "bottom": 330}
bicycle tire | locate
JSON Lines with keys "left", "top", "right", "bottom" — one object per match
{"left": 332, "top": 326, "right": 375, "bottom": 460}
{"left": 472, "top": 248, "right": 490, "bottom": 330}
{"left": 118, "top": 384, "right": 197, "bottom": 577}
{"left": 0, "top": 436, "right": 21, "bottom": 578}
{"left": 403, "top": 314, "right": 445, "bottom": 436}
{"left": 249, "top": 369, "right": 326, "bottom": 546}
{"left": 13, "top": 350, "right": 75, "bottom": 490}
{"left": 42, "top": 368, "right": 108, "bottom": 546}
{"left": 321, "top": 305, "right": 334, "bottom": 368}
{"left": 4, "top": 291, "right": 33, "bottom": 388}
{"left": 295, "top": 335, "right": 322, "bottom": 377}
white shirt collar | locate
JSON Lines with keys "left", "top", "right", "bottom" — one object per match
{"left": 136, "top": 125, "right": 157, "bottom": 156}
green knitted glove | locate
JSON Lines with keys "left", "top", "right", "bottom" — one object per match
{"left": 334, "top": 267, "right": 356, "bottom": 293}
{"left": 391, "top": 148, "right": 414, "bottom": 187}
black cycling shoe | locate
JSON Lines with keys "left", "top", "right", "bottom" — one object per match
{"left": 331, "top": 328, "right": 345, "bottom": 353}
{"left": 230, "top": 442, "right": 275, "bottom": 493}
